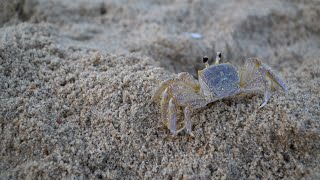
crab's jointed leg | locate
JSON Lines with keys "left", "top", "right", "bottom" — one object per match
{"left": 260, "top": 61, "right": 288, "bottom": 91}
{"left": 260, "top": 80, "right": 271, "bottom": 108}
{"left": 169, "top": 83, "right": 209, "bottom": 134}
{"left": 184, "top": 106, "right": 192, "bottom": 134}
{"left": 160, "top": 88, "right": 170, "bottom": 123}
{"left": 153, "top": 72, "right": 210, "bottom": 135}
{"left": 240, "top": 58, "right": 287, "bottom": 91}
{"left": 168, "top": 98, "right": 177, "bottom": 135}
{"left": 240, "top": 58, "right": 287, "bottom": 108}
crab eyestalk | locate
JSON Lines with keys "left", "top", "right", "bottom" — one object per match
{"left": 203, "top": 56, "right": 209, "bottom": 68}
{"left": 215, "top": 52, "right": 222, "bottom": 65}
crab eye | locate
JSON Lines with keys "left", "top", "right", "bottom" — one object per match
{"left": 217, "top": 52, "right": 222, "bottom": 59}
{"left": 203, "top": 56, "right": 209, "bottom": 64}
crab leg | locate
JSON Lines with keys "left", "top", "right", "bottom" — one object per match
{"left": 241, "top": 58, "right": 288, "bottom": 91}
{"left": 240, "top": 67, "right": 267, "bottom": 91}
{"left": 262, "top": 64, "right": 288, "bottom": 91}
{"left": 259, "top": 80, "right": 271, "bottom": 109}
{"left": 168, "top": 98, "right": 177, "bottom": 135}
{"left": 184, "top": 106, "right": 192, "bottom": 134}
{"left": 160, "top": 88, "right": 170, "bottom": 123}
{"left": 240, "top": 58, "right": 287, "bottom": 108}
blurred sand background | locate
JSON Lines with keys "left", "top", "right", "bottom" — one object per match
{"left": 0, "top": 0, "right": 319, "bottom": 179}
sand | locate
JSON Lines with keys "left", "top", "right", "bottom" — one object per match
{"left": 0, "top": 0, "right": 319, "bottom": 179}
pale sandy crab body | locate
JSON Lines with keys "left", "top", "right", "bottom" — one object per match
{"left": 152, "top": 52, "right": 288, "bottom": 135}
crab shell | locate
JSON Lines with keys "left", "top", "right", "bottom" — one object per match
{"left": 199, "top": 63, "right": 240, "bottom": 99}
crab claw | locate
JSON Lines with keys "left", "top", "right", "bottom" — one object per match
{"left": 254, "top": 59, "right": 288, "bottom": 92}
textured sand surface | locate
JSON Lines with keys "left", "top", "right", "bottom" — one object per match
{"left": 1, "top": 0, "right": 319, "bottom": 179}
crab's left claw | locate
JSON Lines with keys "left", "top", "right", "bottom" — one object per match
{"left": 259, "top": 80, "right": 271, "bottom": 109}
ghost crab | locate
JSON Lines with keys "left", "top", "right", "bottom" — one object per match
{"left": 152, "top": 52, "right": 288, "bottom": 135}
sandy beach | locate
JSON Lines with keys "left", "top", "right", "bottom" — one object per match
{"left": 1, "top": 0, "right": 319, "bottom": 179}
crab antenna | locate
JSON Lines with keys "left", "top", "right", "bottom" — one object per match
{"left": 215, "top": 52, "right": 222, "bottom": 64}
{"left": 203, "top": 56, "right": 209, "bottom": 68}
